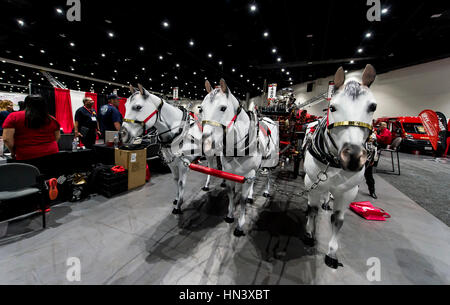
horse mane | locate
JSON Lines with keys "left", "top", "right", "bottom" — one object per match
{"left": 343, "top": 81, "right": 367, "bottom": 101}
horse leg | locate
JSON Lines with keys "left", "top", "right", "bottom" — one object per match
{"left": 224, "top": 181, "right": 236, "bottom": 224}
{"left": 303, "top": 177, "right": 321, "bottom": 246}
{"left": 234, "top": 178, "right": 252, "bottom": 237}
{"left": 172, "top": 164, "right": 188, "bottom": 215}
{"left": 263, "top": 168, "right": 272, "bottom": 198}
{"left": 247, "top": 179, "right": 254, "bottom": 204}
{"left": 202, "top": 157, "right": 213, "bottom": 192}
{"left": 325, "top": 187, "right": 357, "bottom": 269}
{"left": 169, "top": 164, "right": 180, "bottom": 206}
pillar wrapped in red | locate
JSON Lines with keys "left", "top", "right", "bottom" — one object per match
{"left": 189, "top": 163, "right": 246, "bottom": 184}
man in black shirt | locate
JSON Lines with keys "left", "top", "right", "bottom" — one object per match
{"left": 74, "top": 97, "right": 100, "bottom": 148}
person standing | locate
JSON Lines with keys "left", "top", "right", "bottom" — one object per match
{"left": 0, "top": 100, "right": 14, "bottom": 136}
{"left": 99, "top": 93, "right": 123, "bottom": 135}
{"left": 74, "top": 97, "right": 101, "bottom": 148}
{"left": 2, "top": 95, "right": 60, "bottom": 174}
{"left": 364, "top": 131, "right": 378, "bottom": 199}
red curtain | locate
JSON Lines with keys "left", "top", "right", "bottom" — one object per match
{"left": 119, "top": 97, "right": 127, "bottom": 117}
{"left": 54, "top": 88, "right": 74, "bottom": 133}
{"left": 85, "top": 92, "right": 98, "bottom": 112}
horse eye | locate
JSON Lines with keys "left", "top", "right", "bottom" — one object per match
{"left": 220, "top": 106, "right": 227, "bottom": 112}
{"left": 368, "top": 103, "right": 377, "bottom": 112}
{"left": 198, "top": 107, "right": 203, "bottom": 113}
{"left": 329, "top": 105, "right": 337, "bottom": 112}
{"left": 134, "top": 105, "right": 143, "bottom": 111}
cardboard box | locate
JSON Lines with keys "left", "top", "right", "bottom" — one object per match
{"left": 114, "top": 148, "right": 147, "bottom": 190}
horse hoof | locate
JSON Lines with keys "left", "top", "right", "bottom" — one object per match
{"left": 233, "top": 228, "right": 245, "bottom": 237}
{"left": 173, "top": 200, "right": 178, "bottom": 206}
{"left": 325, "top": 255, "right": 343, "bottom": 269}
{"left": 202, "top": 187, "right": 210, "bottom": 192}
{"left": 263, "top": 192, "right": 271, "bottom": 198}
{"left": 224, "top": 217, "right": 235, "bottom": 224}
{"left": 220, "top": 182, "right": 227, "bottom": 188}
{"left": 172, "top": 208, "right": 182, "bottom": 215}
{"left": 247, "top": 198, "right": 254, "bottom": 204}
{"left": 302, "top": 235, "right": 315, "bottom": 247}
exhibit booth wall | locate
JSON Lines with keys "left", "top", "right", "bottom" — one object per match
{"left": 250, "top": 57, "right": 450, "bottom": 119}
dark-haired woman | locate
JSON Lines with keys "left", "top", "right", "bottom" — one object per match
{"left": 2, "top": 95, "right": 60, "bottom": 167}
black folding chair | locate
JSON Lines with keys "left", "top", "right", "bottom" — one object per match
{"left": 377, "top": 137, "right": 402, "bottom": 175}
{"left": 0, "top": 163, "right": 47, "bottom": 240}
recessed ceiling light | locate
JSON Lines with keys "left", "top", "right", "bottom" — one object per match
{"left": 108, "top": 32, "right": 114, "bottom": 38}
{"left": 139, "top": 46, "right": 144, "bottom": 51}
{"left": 272, "top": 48, "right": 277, "bottom": 53}
{"left": 17, "top": 19, "right": 24, "bottom": 27}
{"left": 365, "top": 32, "right": 372, "bottom": 38}
{"left": 250, "top": 4, "right": 257, "bottom": 12}
{"left": 232, "top": 68, "right": 236, "bottom": 72}
{"left": 159, "top": 55, "right": 163, "bottom": 60}
{"left": 49, "top": 63, "right": 53, "bottom": 66}
{"left": 208, "top": 53, "right": 212, "bottom": 58}
{"left": 277, "top": 57, "right": 282, "bottom": 62}
{"left": 101, "top": 53, "right": 106, "bottom": 57}
{"left": 70, "top": 42, "right": 75, "bottom": 47}
{"left": 18, "top": 55, "right": 23, "bottom": 59}
{"left": 189, "top": 40, "right": 194, "bottom": 46}
{"left": 162, "top": 21, "right": 169, "bottom": 28}
{"left": 381, "top": 8, "right": 389, "bottom": 14}
{"left": 345, "top": 70, "right": 348, "bottom": 73}
{"left": 350, "top": 60, "right": 355, "bottom": 64}
{"left": 176, "top": 63, "right": 180, "bottom": 67}
{"left": 358, "top": 48, "right": 363, "bottom": 53}
{"left": 56, "top": 8, "right": 63, "bottom": 14}
{"left": 40, "top": 49, "right": 45, "bottom": 54}
{"left": 218, "top": 61, "right": 223, "bottom": 65}
{"left": 72, "top": 58, "right": 76, "bottom": 62}
{"left": 263, "top": 32, "right": 269, "bottom": 37}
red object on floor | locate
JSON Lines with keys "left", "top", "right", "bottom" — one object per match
{"left": 146, "top": 164, "right": 151, "bottom": 182}
{"left": 47, "top": 178, "right": 58, "bottom": 201}
{"left": 111, "top": 165, "right": 125, "bottom": 173}
{"left": 189, "top": 163, "right": 246, "bottom": 184}
{"left": 349, "top": 201, "right": 391, "bottom": 221}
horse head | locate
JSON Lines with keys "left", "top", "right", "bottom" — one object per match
{"left": 328, "top": 64, "right": 377, "bottom": 172}
{"left": 120, "top": 84, "right": 161, "bottom": 144}
{"left": 200, "top": 79, "right": 240, "bottom": 156}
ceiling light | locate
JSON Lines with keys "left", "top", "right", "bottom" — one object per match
{"left": 208, "top": 53, "right": 212, "bottom": 58}
{"left": 139, "top": 46, "right": 144, "bottom": 51}
{"left": 277, "top": 57, "right": 282, "bottom": 62}
{"left": 218, "top": 61, "right": 223, "bottom": 65}
{"left": 189, "top": 40, "right": 194, "bottom": 46}
{"left": 72, "top": 58, "right": 76, "bottom": 62}
{"left": 56, "top": 8, "right": 63, "bottom": 14}
{"left": 18, "top": 55, "right": 23, "bottom": 59}
{"left": 250, "top": 4, "right": 257, "bottom": 12}
{"left": 70, "top": 42, "right": 75, "bottom": 47}
{"left": 350, "top": 60, "right": 355, "bottom": 64}
{"left": 40, "top": 49, "right": 45, "bottom": 53}
{"left": 381, "top": 8, "right": 389, "bottom": 14}
{"left": 108, "top": 32, "right": 114, "bottom": 38}
{"left": 49, "top": 63, "right": 53, "bottom": 66}
{"left": 101, "top": 53, "right": 106, "bottom": 57}
{"left": 231, "top": 68, "right": 236, "bottom": 72}
{"left": 263, "top": 32, "right": 269, "bottom": 38}
{"left": 17, "top": 19, "right": 24, "bottom": 27}
{"left": 358, "top": 48, "right": 363, "bottom": 53}
{"left": 162, "top": 21, "right": 169, "bottom": 28}
{"left": 365, "top": 32, "right": 372, "bottom": 38}
{"left": 159, "top": 55, "right": 163, "bottom": 60}
{"left": 176, "top": 63, "right": 180, "bottom": 67}
{"left": 431, "top": 13, "right": 442, "bottom": 19}
{"left": 272, "top": 48, "right": 277, "bottom": 53}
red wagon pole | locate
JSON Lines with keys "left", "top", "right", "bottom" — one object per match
{"left": 188, "top": 163, "right": 246, "bottom": 184}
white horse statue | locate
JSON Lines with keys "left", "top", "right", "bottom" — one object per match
{"left": 303, "top": 65, "right": 378, "bottom": 268}
{"left": 200, "top": 79, "right": 279, "bottom": 236}
{"left": 120, "top": 84, "right": 218, "bottom": 214}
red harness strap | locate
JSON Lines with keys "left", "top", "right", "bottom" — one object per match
{"left": 143, "top": 110, "right": 158, "bottom": 124}
{"left": 227, "top": 114, "right": 238, "bottom": 129}
{"left": 190, "top": 112, "right": 203, "bottom": 131}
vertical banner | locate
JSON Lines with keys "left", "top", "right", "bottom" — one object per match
{"left": 436, "top": 112, "right": 448, "bottom": 153}
{"left": 419, "top": 110, "right": 440, "bottom": 151}
{"left": 173, "top": 87, "right": 179, "bottom": 100}
{"left": 327, "top": 81, "right": 335, "bottom": 101}
{"left": 268, "top": 83, "right": 277, "bottom": 104}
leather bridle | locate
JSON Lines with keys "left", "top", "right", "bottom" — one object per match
{"left": 123, "top": 98, "right": 164, "bottom": 130}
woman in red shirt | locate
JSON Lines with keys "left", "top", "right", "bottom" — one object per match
{"left": 3, "top": 95, "right": 60, "bottom": 162}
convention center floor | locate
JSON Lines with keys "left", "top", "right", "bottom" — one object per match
{"left": 0, "top": 153, "right": 449, "bottom": 284}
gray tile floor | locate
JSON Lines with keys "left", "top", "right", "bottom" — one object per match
{"left": 0, "top": 161, "right": 449, "bottom": 284}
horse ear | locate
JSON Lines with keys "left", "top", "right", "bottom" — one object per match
{"left": 138, "top": 83, "right": 145, "bottom": 95}
{"left": 334, "top": 67, "right": 346, "bottom": 90}
{"left": 129, "top": 85, "right": 136, "bottom": 94}
{"left": 362, "top": 64, "right": 376, "bottom": 88}
{"left": 220, "top": 78, "right": 228, "bottom": 94}
{"left": 205, "top": 80, "right": 212, "bottom": 93}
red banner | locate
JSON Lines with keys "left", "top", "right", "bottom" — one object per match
{"left": 419, "top": 110, "right": 440, "bottom": 151}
